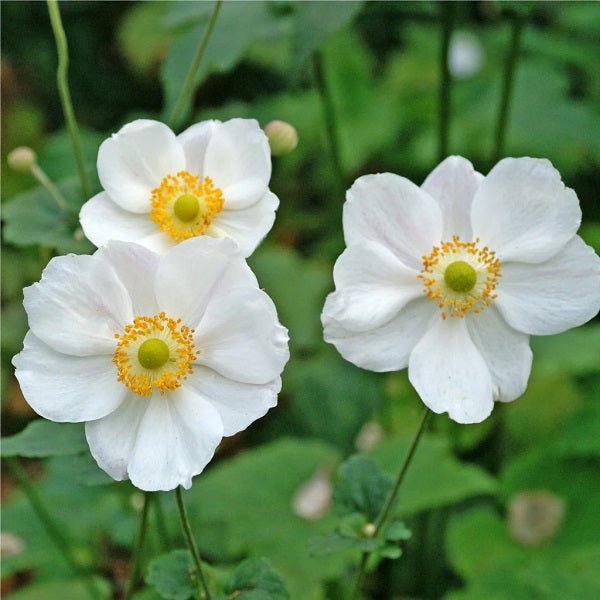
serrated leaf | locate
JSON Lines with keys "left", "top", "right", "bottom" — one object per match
{"left": 145, "top": 550, "right": 196, "bottom": 600}
{"left": 224, "top": 558, "right": 288, "bottom": 599}
{"left": 1, "top": 420, "right": 87, "bottom": 458}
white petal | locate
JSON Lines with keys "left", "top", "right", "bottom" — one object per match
{"left": 495, "top": 235, "right": 600, "bottom": 335}
{"left": 471, "top": 158, "right": 582, "bottom": 263}
{"left": 209, "top": 190, "right": 278, "bottom": 257}
{"left": 134, "top": 231, "right": 177, "bottom": 255}
{"left": 155, "top": 237, "right": 257, "bottom": 327}
{"left": 344, "top": 173, "right": 443, "bottom": 270}
{"left": 24, "top": 253, "right": 133, "bottom": 356}
{"left": 323, "top": 298, "right": 436, "bottom": 372}
{"left": 196, "top": 286, "right": 289, "bottom": 385}
{"left": 13, "top": 332, "right": 126, "bottom": 422}
{"left": 324, "top": 242, "right": 423, "bottom": 332}
{"left": 466, "top": 307, "right": 532, "bottom": 402}
{"left": 204, "top": 119, "right": 271, "bottom": 210}
{"left": 421, "top": 155, "right": 484, "bottom": 240}
{"left": 178, "top": 119, "right": 220, "bottom": 177}
{"left": 185, "top": 366, "right": 280, "bottom": 436}
{"left": 408, "top": 316, "right": 494, "bottom": 424}
{"left": 97, "top": 120, "right": 185, "bottom": 213}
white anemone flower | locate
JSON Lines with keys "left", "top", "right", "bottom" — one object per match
{"left": 322, "top": 157, "right": 600, "bottom": 424}
{"left": 80, "top": 118, "right": 278, "bottom": 257}
{"left": 13, "top": 238, "right": 289, "bottom": 491}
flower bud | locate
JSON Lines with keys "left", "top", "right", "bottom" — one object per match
{"left": 362, "top": 522, "right": 377, "bottom": 538}
{"left": 7, "top": 146, "right": 37, "bottom": 172}
{"left": 264, "top": 120, "right": 298, "bottom": 156}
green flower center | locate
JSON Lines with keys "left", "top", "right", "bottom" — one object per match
{"left": 444, "top": 260, "right": 477, "bottom": 293}
{"left": 137, "top": 338, "right": 170, "bottom": 370}
{"left": 173, "top": 193, "right": 200, "bottom": 223}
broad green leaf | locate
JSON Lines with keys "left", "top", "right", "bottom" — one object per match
{"left": 61, "top": 451, "right": 115, "bottom": 486}
{"left": 1, "top": 420, "right": 87, "bottom": 458}
{"left": 223, "top": 558, "right": 289, "bottom": 599}
{"left": 308, "top": 532, "right": 358, "bottom": 556}
{"left": 145, "top": 550, "right": 196, "bottom": 600}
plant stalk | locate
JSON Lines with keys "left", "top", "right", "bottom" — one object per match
{"left": 30, "top": 163, "right": 71, "bottom": 213}
{"left": 124, "top": 492, "right": 151, "bottom": 600}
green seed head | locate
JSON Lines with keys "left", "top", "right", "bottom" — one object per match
{"left": 444, "top": 260, "right": 477, "bottom": 293}
{"left": 138, "top": 338, "right": 170, "bottom": 370}
{"left": 173, "top": 193, "right": 200, "bottom": 222}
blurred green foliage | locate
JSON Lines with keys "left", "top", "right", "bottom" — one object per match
{"left": 1, "top": 1, "right": 599, "bottom": 599}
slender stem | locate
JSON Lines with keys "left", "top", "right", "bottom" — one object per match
{"left": 153, "top": 493, "right": 171, "bottom": 551}
{"left": 5, "top": 458, "right": 102, "bottom": 600}
{"left": 30, "top": 163, "right": 71, "bottom": 213}
{"left": 349, "top": 408, "right": 432, "bottom": 600}
{"left": 124, "top": 492, "right": 151, "bottom": 600}
{"left": 492, "top": 13, "right": 525, "bottom": 164}
{"left": 175, "top": 487, "right": 211, "bottom": 600}
{"left": 438, "top": 1, "right": 455, "bottom": 162}
{"left": 169, "top": 0, "right": 223, "bottom": 129}
{"left": 312, "top": 50, "right": 345, "bottom": 192}
{"left": 47, "top": 0, "right": 92, "bottom": 200}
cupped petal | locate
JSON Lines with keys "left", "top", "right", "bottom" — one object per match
{"left": 155, "top": 237, "right": 258, "bottom": 327}
{"left": 209, "top": 190, "right": 279, "bottom": 257}
{"left": 195, "top": 286, "right": 290, "bottom": 385}
{"left": 471, "top": 157, "right": 582, "bottom": 263}
{"left": 185, "top": 366, "right": 280, "bottom": 436}
{"left": 344, "top": 173, "right": 443, "bottom": 270}
{"left": 466, "top": 307, "right": 532, "bottom": 403}
{"left": 408, "top": 316, "right": 494, "bottom": 424}
{"left": 98, "top": 119, "right": 185, "bottom": 213}
{"left": 495, "top": 235, "right": 600, "bottom": 336}
{"left": 324, "top": 241, "right": 423, "bottom": 332}
{"left": 178, "top": 119, "right": 220, "bottom": 177}
{"left": 13, "top": 332, "right": 126, "bottom": 422}
{"left": 24, "top": 252, "right": 133, "bottom": 356}
{"left": 204, "top": 119, "right": 271, "bottom": 210}
{"left": 323, "top": 297, "right": 436, "bottom": 372}
{"left": 421, "top": 155, "right": 484, "bottom": 240}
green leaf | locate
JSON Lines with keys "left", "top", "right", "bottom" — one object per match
{"left": 384, "top": 520, "right": 411, "bottom": 542}
{"left": 61, "top": 451, "right": 115, "bottom": 486}
{"left": 223, "top": 558, "right": 289, "bottom": 599}
{"left": 333, "top": 455, "right": 392, "bottom": 521}
{"left": 308, "top": 532, "right": 358, "bottom": 556}
{"left": 1, "top": 420, "right": 87, "bottom": 458}
{"left": 145, "top": 550, "right": 196, "bottom": 600}
{"left": 4, "top": 578, "right": 111, "bottom": 600}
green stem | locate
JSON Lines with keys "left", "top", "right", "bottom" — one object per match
{"left": 124, "top": 492, "right": 151, "bottom": 600}
{"left": 30, "top": 163, "right": 71, "bottom": 213}
{"left": 47, "top": 0, "right": 92, "bottom": 200}
{"left": 492, "top": 13, "right": 525, "bottom": 164}
{"left": 438, "top": 1, "right": 455, "bottom": 162}
{"left": 349, "top": 408, "right": 432, "bottom": 600}
{"left": 175, "top": 487, "right": 211, "bottom": 600}
{"left": 169, "top": 0, "right": 223, "bottom": 129}
{"left": 312, "top": 50, "right": 345, "bottom": 192}
{"left": 153, "top": 493, "right": 171, "bottom": 551}
{"left": 5, "top": 458, "right": 102, "bottom": 600}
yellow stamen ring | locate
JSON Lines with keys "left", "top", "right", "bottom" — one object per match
{"left": 113, "top": 312, "right": 198, "bottom": 396}
{"left": 150, "top": 170, "right": 224, "bottom": 241}
{"left": 418, "top": 235, "right": 501, "bottom": 319}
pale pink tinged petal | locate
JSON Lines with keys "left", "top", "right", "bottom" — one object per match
{"left": 97, "top": 120, "right": 185, "bottom": 213}
{"left": 210, "top": 190, "right": 279, "bottom": 257}
{"left": 343, "top": 173, "right": 444, "bottom": 270}
{"left": 196, "top": 286, "right": 290, "bottom": 385}
{"left": 466, "top": 307, "right": 532, "bottom": 402}
{"left": 126, "top": 388, "right": 224, "bottom": 491}
{"left": 495, "top": 235, "right": 600, "bottom": 336}
{"left": 185, "top": 366, "right": 280, "bottom": 436}
{"left": 154, "top": 237, "right": 257, "bottom": 327}
{"left": 323, "top": 297, "right": 436, "bottom": 372}
{"left": 13, "top": 332, "right": 126, "bottom": 423}
{"left": 325, "top": 242, "right": 423, "bottom": 332}
{"left": 79, "top": 192, "right": 158, "bottom": 249}
{"left": 471, "top": 157, "right": 582, "bottom": 263}
{"left": 178, "top": 119, "right": 220, "bottom": 177}
{"left": 24, "top": 253, "right": 133, "bottom": 356}
{"left": 408, "top": 316, "right": 494, "bottom": 424}
{"left": 421, "top": 155, "right": 484, "bottom": 240}
{"left": 204, "top": 119, "right": 271, "bottom": 210}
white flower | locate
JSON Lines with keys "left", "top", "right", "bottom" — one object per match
{"left": 322, "top": 156, "right": 600, "bottom": 424}
{"left": 13, "top": 237, "right": 289, "bottom": 491}
{"left": 80, "top": 118, "right": 278, "bottom": 257}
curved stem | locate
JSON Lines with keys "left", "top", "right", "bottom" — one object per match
{"left": 124, "top": 492, "right": 151, "bottom": 600}
{"left": 175, "top": 487, "right": 211, "bottom": 600}
{"left": 438, "top": 1, "right": 455, "bottom": 162}
{"left": 47, "top": 0, "right": 92, "bottom": 200}
{"left": 6, "top": 458, "right": 102, "bottom": 600}
{"left": 169, "top": 0, "right": 223, "bottom": 129}
{"left": 491, "top": 13, "right": 525, "bottom": 164}
{"left": 349, "top": 408, "right": 431, "bottom": 600}
{"left": 30, "top": 163, "right": 71, "bottom": 213}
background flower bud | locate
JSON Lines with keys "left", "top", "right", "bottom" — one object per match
{"left": 264, "top": 120, "right": 298, "bottom": 156}
{"left": 7, "top": 146, "right": 36, "bottom": 172}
